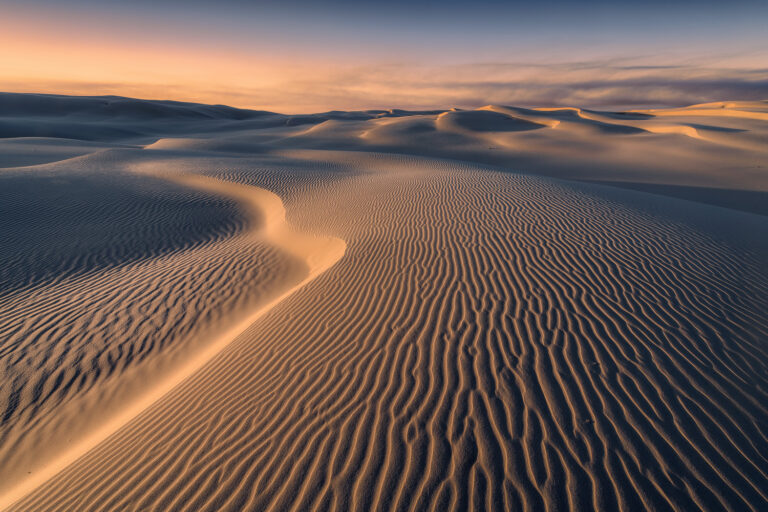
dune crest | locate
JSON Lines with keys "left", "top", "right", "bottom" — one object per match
{"left": 167, "top": 173, "right": 346, "bottom": 275}
{"left": 633, "top": 101, "right": 768, "bottom": 121}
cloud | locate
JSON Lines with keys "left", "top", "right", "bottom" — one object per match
{"left": 2, "top": 60, "right": 766, "bottom": 113}
{"left": 289, "top": 61, "right": 768, "bottom": 111}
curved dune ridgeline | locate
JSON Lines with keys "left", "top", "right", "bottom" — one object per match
{"left": 1, "top": 95, "right": 767, "bottom": 511}
{"left": 0, "top": 152, "right": 345, "bottom": 509}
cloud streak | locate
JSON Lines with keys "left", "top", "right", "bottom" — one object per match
{"left": 2, "top": 60, "right": 766, "bottom": 113}
{"left": 3, "top": 0, "right": 767, "bottom": 112}
{"left": 233, "top": 62, "right": 768, "bottom": 112}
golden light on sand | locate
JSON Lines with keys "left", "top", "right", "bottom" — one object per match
{"left": 1, "top": 95, "right": 768, "bottom": 510}
{"left": 1, "top": 0, "right": 767, "bottom": 509}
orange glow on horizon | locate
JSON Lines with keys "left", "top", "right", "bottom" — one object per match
{"left": 2, "top": 8, "right": 767, "bottom": 114}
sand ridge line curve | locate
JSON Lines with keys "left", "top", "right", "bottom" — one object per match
{"left": 0, "top": 171, "right": 346, "bottom": 511}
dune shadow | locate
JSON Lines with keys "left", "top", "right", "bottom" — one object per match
{"left": 440, "top": 110, "right": 545, "bottom": 132}
{"left": 0, "top": 170, "right": 247, "bottom": 298}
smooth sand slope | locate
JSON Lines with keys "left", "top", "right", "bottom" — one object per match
{"left": 0, "top": 94, "right": 767, "bottom": 511}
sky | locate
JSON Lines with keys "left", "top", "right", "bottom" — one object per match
{"left": 1, "top": 0, "right": 767, "bottom": 112}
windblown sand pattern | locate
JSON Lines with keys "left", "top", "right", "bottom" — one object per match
{"left": 0, "top": 94, "right": 767, "bottom": 511}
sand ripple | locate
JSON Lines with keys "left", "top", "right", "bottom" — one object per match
{"left": 6, "top": 151, "right": 766, "bottom": 511}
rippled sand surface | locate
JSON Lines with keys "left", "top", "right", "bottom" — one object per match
{"left": 1, "top": 94, "right": 767, "bottom": 511}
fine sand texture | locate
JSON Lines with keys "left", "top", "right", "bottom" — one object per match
{"left": 0, "top": 93, "right": 767, "bottom": 511}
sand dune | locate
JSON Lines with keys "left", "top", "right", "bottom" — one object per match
{"left": 0, "top": 138, "right": 124, "bottom": 168}
{"left": 634, "top": 101, "right": 768, "bottom": 121}
{"left": 436, "top": 110, "right": 545, "bottom": 133}
{"left": 0, "top": 148, "right": 343, "bottom": 506}
{"left": 0, "top": 94, "right": 767, "bottom": 511}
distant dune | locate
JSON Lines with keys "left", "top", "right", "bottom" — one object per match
{"left": 0, "top": 93, "right": 767, "bottom": 511}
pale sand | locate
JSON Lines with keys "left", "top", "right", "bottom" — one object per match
{"left": 0, "top": 93, "right": 766, "bottom": 511}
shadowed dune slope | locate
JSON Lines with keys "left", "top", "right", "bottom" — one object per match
{"left": 0, "top": 93, "right": 269, "bottom": 121}
{"left": 436, "top": 110, "right": 545, "bottom": 133}
{"left": 0, "top": 139, "right": 124, "bottom": 168}
{"left": 8, "top": 150, "right": 767, "bottom": 512}
{"left": 0, "top": 156, "right": 246, "bottom": 295}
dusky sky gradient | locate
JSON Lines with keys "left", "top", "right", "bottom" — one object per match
{"left": 1, "top": 0, "right": 767, "bottom": 112}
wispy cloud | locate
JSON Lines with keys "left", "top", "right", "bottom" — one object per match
{"left": 2, "top": 60, "right": 766, "bottom": 113}
{"left": 242, "top": 61, "right": 768, "bottom": 112}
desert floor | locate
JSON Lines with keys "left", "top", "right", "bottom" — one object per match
{"left": 1, "top": 93, "right": 767, "bottom": 511}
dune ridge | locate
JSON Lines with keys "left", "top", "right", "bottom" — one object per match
{"left": 0, "top": 157, "right": 345, "bottom": 510}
